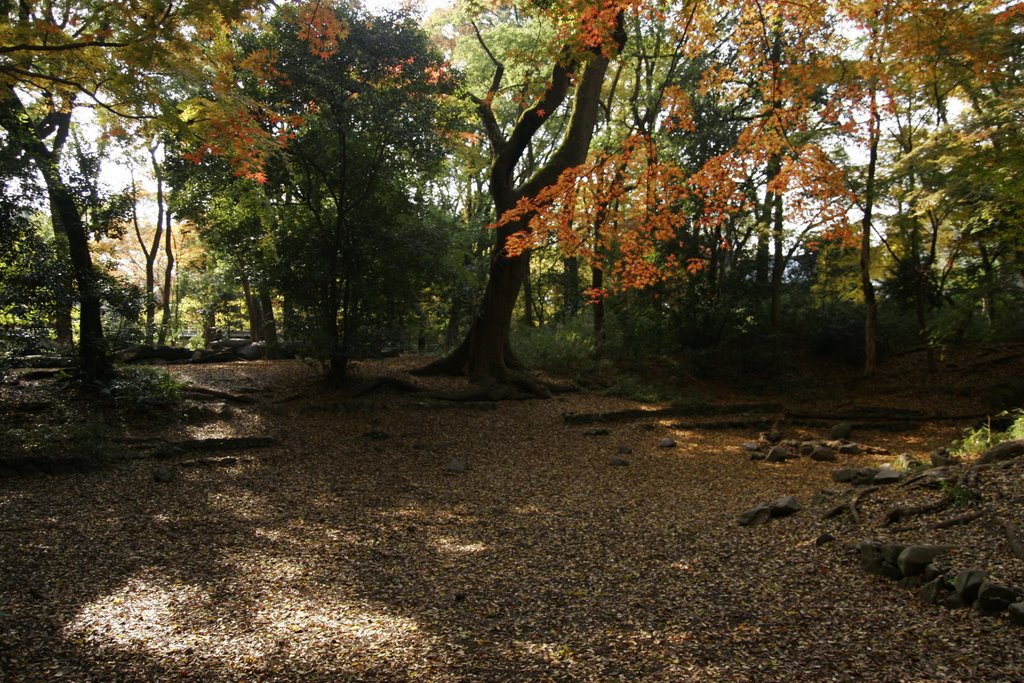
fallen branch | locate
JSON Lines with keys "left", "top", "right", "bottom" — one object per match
{"left": 155, "top": 436, "right": 276, "bottom": 456}
{"left": 564, "top": 403, "right": 783, "bottom": 425}
{"left": 184, "top": 386, "right": 256, "bottom": 403}
{"left": 788, "top": 407, "right": 932, "bottom": 421}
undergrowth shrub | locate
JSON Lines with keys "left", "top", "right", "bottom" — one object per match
{"left": 953, "top": 409, "right": 1024, "bottom": 457}
{"left": 110, "top": 366, "right": 186, "bottom": 410}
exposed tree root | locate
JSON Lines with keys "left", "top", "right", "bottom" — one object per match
{"left": 977, "top": 439, "right": 1024, "bottom": 465}
{"left": 823, "top": 486, "right": 880, "bottom": 524}
{"left": 344, "top": 376, "right": 422, "bottom": 398}
{"left": 882, "top": 495, "right": 955, "bottom": 526}
{"left": 893, "top": 508, "right": 990, "bottom": 533}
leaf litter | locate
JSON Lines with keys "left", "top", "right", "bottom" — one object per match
{"left": 0, "top": 356, "right": 1022, "bottom": 681}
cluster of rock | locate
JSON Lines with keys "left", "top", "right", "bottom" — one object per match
{"left": 744, "top": 437, "right": 879, "bottom": 464}
{"left": 859, "top": 541, "right": 1024, "bottom": 625}
{"left": 832, "top": 465, "right": 903, "bottom": 486}
{"left": 737, "top": 495, "right": 802, "bottom": 526}
{"left": 116, "top": 339, "right": 266, "bottom": 365}
{"left": 742, "top": 421, "right": 896, "bottom": 465}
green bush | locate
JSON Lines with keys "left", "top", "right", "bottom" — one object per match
{"left": 109, "top": 366, "right": 186, "bottom": 410}
{"left": 952, "top": 409, "right": 1024, "bottom": 458}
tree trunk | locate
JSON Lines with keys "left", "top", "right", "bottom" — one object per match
{"left": 417, "top": 13, "right": 625, "bottom": 391}
{"left": 241, "top": 275, "right": 261, "bottom": 343}
{"left": 0, "top": 87, "right": 110, "bottom": 382}
{"left": 44, "top": 177, "right": 111, "bottom": 381}
{"left": 861, "top": 87, "right": 881, "bottom": 375}
{"left": 561, "top": 256, "right": 581, "bottom": 320}
{"left": 258, "top": 285, "right": 279, "bottom": 358}
{"left": 522, "top": 255, "right": 536, "bottom": 327}
{"left": 592, "top": 264, "right": 605, "bottom": 351}
{"left": 49, "top": 214, "right": 75, "bottom": 354}
{"left": 769, "top": 189, "right": 784, "bottom": 333}
{"left": 158, "top": 209, "right": 175, "bottom": 345}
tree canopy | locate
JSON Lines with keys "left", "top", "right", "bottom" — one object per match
{"left": 0, "top": 0, "right": 1021, "bottom": 389}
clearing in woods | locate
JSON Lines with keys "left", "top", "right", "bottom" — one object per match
{"left": 1, "top": 350, "right": 1023, "bottom": 681}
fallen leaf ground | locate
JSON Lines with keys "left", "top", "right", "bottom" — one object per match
{"left": 1, "top": 351, "right": 1023, "bottom": 682}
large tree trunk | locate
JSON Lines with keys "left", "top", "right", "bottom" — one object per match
{"left": 0, "top": 87, "right": 110, "bottom": 382}
{"left": 49, "top": 210, "right": 75, "bottom": 354}
{"left": 42, "top": 174, "right": 111, "bottom": 381}
{"left": 418, "top": 14, "right": 625, "bottom": 391}
{"left": 158, "top": 198, "right": 175, "bottom": 345}
{"left": 860, "top": 86, "right": 881, "bottom": 375}
{"left": 258, "top": 285, "right": 279, "bottom": 358}
{"left": 769, "top": 190, "right": 784, "bottom": 333}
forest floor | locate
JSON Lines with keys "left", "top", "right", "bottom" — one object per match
{"left": 2, "top": 346, "right": 1024, "bottom": 682}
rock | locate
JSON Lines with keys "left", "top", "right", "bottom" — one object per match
{"left": 830, "top": 422, "right": 854, "bottom": 440}
{"left": 799, "top": 441, "right": 817, "bottom": 456}
{"left": 584, "top": 428, "right": 610, "bottom": 436}
{"left": 364, "top": 429, "right": 390, "bottom": 440}
{"left": 737, "top": 504, "right": 772, "bottom": 527}
{"left": 832, "top": 468, "right": 858, "bottom": 483}
{"left": 930, "top": 448, "right": 955, "bottom": 467}
{"left": 810, "top": 446, "right": 837, "bottom": 462}
{"left": 894, "top": 453, "right": 923, "bottom": 471}
{"left": 881, "top": 544, "right": 909, "bottom": 566}
{"left": 1009, "top": 603, "right": 1024, "bottom": 626}
{"left": 873, "top": 468, "right": 903, "bottom": 485}
{"left": 767, "top": 426, "right": 782, "bottom": 443}
{"left": 444, "top": 458, "right": 467, "bottom": 474}
{"left": 153, "top": 466, "right": 175, "bottom": 483}
{"left": 941, "top": 593, "right": 967, "bottom": 609}
{"left": 658, "top": 437, "right": 677, "bottom": 448}
{"left": 608, "top": 457, "right": 630, "bottom": 467}
{"left": 921, "top": 576, "right": 951, "bottom": 605}
{"left": 617, "top": 445, "right": 633, "bottom": 455}
{"left": 741, "top": 442, "right": 761, "bottom": 452}
{"left": 749, "top": 451, "right": 767, "bottom": 462}
{"left": 858, "top": 541, "right": 904, "bottom": 580}
{"left": 815, "top": 533, "right": 835, "bottom": 546}
{"left": 852, "top": 467, "right": 881, "bottom": 486}
{"left": 838, "top": 443, "right": 863, "bottom": 455}
{"left": 897, "top": 545, "right": 953, "bottom": 577}
{"left": 923, "top": 562, "right": 948, "bottom": 582}
{"left": 769, "top": 496, "right": 801, "bottom": 517}
{"left": 811, "top": 489, "right": 838, "bottom": 506}
{"left": 237, "top": 341, "right": 266, "bottom": 360}
{"left": 765, "top": 446, "right": 789, "bottom": 463}
{"left": 899, "top": 575, "right": 927, "bottom": 589}
{"left": 953, "top": 569, "right": 989, "bottom": 604}
{"left": 975, "top": 581, "right": 1019, "bottom": 614}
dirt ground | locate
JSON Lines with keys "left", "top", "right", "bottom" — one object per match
{"left": 1, "top": 349, "right": 1023, "bottom": 681}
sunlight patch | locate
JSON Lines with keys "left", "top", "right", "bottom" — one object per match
{"left": 431, "top": 535, "right": 490, "bottom": 554}
{"left": 65, "top": 570, "right": 433, "bottom": 669}
{"left": 206, "top": 488, "right": 272, "bottom": 521}
{"left": 66, "top": 574, "right": 208, "bottom": 654}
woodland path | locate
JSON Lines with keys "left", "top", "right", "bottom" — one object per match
{"left": 1, "top": 356, "right": 1022, "bottom": 681}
